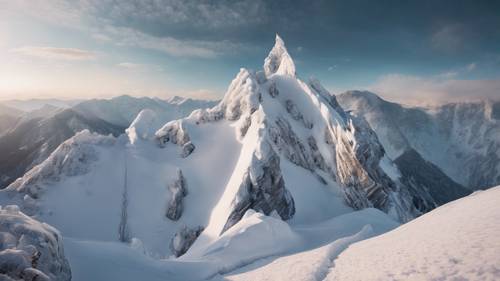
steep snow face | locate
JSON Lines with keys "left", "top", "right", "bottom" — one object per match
{"left": 338, "top": 91, "right": 500, "bottom": 190}
{"left": 0, "top": 205, "right": 71, "bottom": 281}
{"left": 328, "top": 186, "right": 500, "bottom": 281}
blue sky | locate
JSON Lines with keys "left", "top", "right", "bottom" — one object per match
{"left": 1, "top": 0, "right": 499, "bottom": 104}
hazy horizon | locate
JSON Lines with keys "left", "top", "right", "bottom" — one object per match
{"left": 1, "top": 0, "right": 499, "bottom": 105}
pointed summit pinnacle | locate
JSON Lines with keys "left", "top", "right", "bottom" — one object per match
{"left": 263, "top": 34, "right": 296, "bottom": 77}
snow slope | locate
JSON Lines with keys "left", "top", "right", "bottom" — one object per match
{"left": 327, "top": 186, "right": 500, "bottom": 281}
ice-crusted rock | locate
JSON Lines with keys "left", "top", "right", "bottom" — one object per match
{"left": 264, "top": 34, "right": 296, "bottom": 77}
{"left": 166, "top": 169, "right": 188, "bottom": 221}
{"left": 0, "top": 205, "right": 71, "bottom": 281}
{"left": 156, "top": 120, "right": 190, "bottom": 146}
{"left": 268, "top": 118, "right": 314, "bottom": 171}
{"left": 4, "top": 130, "right": 115, "bottom": 200}
{"left": 155, "top": 120, "right": 195, "bottom": 157}
{"left": 222, "top": 141, "right": 295, "bottom": 234}
{"left": 180, "top": 142, "right": 195, "bottom": 158}
{"left": 170, "top": 225, "right": 204, "bottom": 257}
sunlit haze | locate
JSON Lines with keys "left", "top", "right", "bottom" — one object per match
{"left": 1, "top": 1, "right": 499, "bottom": 103}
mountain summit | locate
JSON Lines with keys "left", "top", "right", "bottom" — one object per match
{"left": 263, "top": 34, "right": 296, "bottom": 77}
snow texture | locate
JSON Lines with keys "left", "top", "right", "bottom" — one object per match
{"left": 0, "top": 205, "right": 71, "bottom": 281}
{"left": 328, "top": 186, "right": 500, "bottom": 281}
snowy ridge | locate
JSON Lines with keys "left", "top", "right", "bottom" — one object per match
{"left": 4, "top": 130, "right": 115, "bottom": 207}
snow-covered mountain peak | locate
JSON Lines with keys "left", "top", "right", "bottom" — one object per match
{"left": 0, "top": 36, "right": 447, "bottom": 262}
{"left": 263, "top": 34, "right": 296, "bottom": 77}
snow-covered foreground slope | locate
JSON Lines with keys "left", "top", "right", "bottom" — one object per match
{"left": 327, "top": 186, "right": 500, "bottom": 281}
{"left": 338, "top": 91, "right": 500, "bottom": 190}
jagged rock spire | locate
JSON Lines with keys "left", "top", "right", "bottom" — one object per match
{"left": 263, "top": 34, "right": 296, "bottom": 77}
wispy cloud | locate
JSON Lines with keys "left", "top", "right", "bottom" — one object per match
{"left": 117, "top": 62, "right": 143, "bottom": 69}
{"left": 99, "top": 25, "right": 247, "bottom": 58}
{"left": 181, "top": 89, "right": 220, "bottom": 100}
{"left": 10, "top": 46, "right": 96, "bottom": 61}
{"left": 370, "top": 74, "right": 500, "bottom": 105}
{"left": 5, "top": 0, "right": 255, "bottom": 59}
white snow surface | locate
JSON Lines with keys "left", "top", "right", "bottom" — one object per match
{"left": 327, "top": 186, "right": 500, "bottom": 281}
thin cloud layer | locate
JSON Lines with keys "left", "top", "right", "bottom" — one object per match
{"left": 370, "top": 74, "right": 500, "bottom": 105}
{"left": 10, "top": 46, "right": 96, "bottom": 61}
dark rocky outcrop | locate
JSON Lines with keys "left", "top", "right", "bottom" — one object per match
{"left": 395, "top": 149, "right": 471, "bottom": 211}
{"left": 222, "top": 142, "right": 295, "bottom": 234}
{"left": 166, "top": 170, "right": 188, "bottom": 221}
{"left": 170, "top": 225, "right": 204, "bottom": 257}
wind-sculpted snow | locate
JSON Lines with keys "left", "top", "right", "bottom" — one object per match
{"left": 126, "top": 109, "right": 158, "bottom": 144}
{"left": 0, "top": 205, "right": 71, "bottom": 281}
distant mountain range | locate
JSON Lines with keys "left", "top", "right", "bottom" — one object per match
{"left": 0, "top": 95, "right": 217, "bottom": 188}
{"left": 337, "top": 91, "right": 500, "bottom": 190}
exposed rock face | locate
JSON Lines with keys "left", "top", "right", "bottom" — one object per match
{"left": 222, "top": 141, "right": 295, "bottom": 234}
{"left": 156, "top": 120, "right": 195, "bottom": 157}
{"left": 166, "top": 169, "right": 188, "bottom": 221}
{"left": 170, "top": 225, "right": 204, "bottom": 257}
{"left": 0, "top": 205, "right": 71, "bottom": 281}
{"left": 268, "top": 118, "right": 314, "bottom": 171}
